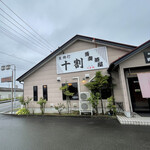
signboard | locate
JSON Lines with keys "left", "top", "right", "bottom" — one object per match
{"left": 1, "top": 76, "right": 12, "bottom": 83}
{"left": 56, "top": 47, "right": 109, "bottom": 74}
{"left": 144, "top": 51, "right": 150, "bottom": 63}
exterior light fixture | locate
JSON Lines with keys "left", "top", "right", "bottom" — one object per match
{"left": 82, "top": 78, "right": 86, "bottom": 84}
{"left": 57, "top": 77, "right": 61, "bottom": 81}
{"left": 68, "top": 83, "right": 72, "bottom": 86}
{"left": 43, "top": 85, "right": 47, "bottom": 88}
{"left": 85, "top": 74, "right": 90, "bottom": 79}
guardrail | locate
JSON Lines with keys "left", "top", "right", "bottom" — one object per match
{"left": 0, "top": 99, "right": 19, "bottom": 104}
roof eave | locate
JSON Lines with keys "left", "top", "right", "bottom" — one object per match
{"left": 108, "top": 40, "right": 150, "bottom": 72}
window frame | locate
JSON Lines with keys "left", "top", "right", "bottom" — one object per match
{"left": 62, "top": 82, "right": 79, "bottom": 101}
{"left": 33, "top": 86, "right": 38, "bottom": 101}
{"left": 43, "top": 85, "right": 48, "bottom": 101}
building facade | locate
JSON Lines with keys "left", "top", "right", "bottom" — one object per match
{"left": 17, "top": 35, "right": 150, "bottom": 117}
{"left": 0, "top": 87, "right": 23, "bottom": 99}
{"left": 109, "top": 40, "right": 150, "bottom": 117}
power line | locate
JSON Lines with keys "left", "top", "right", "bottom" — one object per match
{"left": 0, "top": 13, "right": 51, "bottom": 53}
{"left": 0, "top": 50, "right": 36, "bottom": 64}
{"left": 0, "top": 20, "right": 49, "bottom": 55}
{"left": 0, "top": 24, "right": 47, "bottom": 56}
{"left": 0, "top": 26, "right": 47, "bottom": 56}
{"left": 0, "top": 50, "right": 37, "bottom": 70}
{"left": 0, "top": 62, "right": 32, "bottom": 70}
{"left": 0, "top": 7, "right": 53, "bottom": 51}
{"left": 0, "top": 0, "right": 56, "bottom": 50}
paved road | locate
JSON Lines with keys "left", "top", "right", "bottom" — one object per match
{"left": 0, "top": 101, "right": 21, "bottom": 113}
{"left": 0, "top": 115, "right": 150, "bottom": 150}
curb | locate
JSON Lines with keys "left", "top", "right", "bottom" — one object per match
{"left": 3, "top": 113, "right": 117, "bottom": 119}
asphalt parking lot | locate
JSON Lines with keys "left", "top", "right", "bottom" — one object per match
{"left": 0, "top": 114, "right": 150, "bottom": 150}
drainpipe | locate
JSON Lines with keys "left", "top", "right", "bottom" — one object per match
{"left": 19, "top": 81, "right": 24, "bottom": 100}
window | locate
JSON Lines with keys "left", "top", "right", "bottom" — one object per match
{"left": 62, "top": 82, "right": 79, "bottom": 100}
{"left": 101, "top": 87, "right": 111, "bottom": 99}
{"left": 43, "top": 85, "right": 48, "bottom": 101}
{"left": 33, "top": 86, "right": 38, "bottom": 101}
{"left": 101, "top": 77, "right": 112, "bottom": 99}
{"left": 90, "top": 77, "right": 112, "bottom": 99}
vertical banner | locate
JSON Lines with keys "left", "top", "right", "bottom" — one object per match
{"left": 137, "top": 73, "right": 150, "bottom": 98}
{"left": 56, "top": 47, "right": 109, "bottom": 74}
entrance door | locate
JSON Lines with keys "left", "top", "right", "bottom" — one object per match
{"left": 128, "top": 77, "right": 150, "bottom": 112}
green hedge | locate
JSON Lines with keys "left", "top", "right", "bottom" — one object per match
{"left": 0, "top": 97, "right": 22, "bottom": 101}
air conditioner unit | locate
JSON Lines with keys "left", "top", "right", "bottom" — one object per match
{"left": 80, "top": 92, "right": 90, "bottom": 101}
{"left": 79, "top": 92, "right": 92, "bottom": 115}
{"left": 79, "top": 101, "right": 92, "bottom": 115}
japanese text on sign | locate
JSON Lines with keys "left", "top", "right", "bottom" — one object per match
{"left": 56, "top": 47, "right": 109, "bottom": 74}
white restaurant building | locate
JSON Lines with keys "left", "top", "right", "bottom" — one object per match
{"left": 17, "top": 35, "right": 150, "bottom": 117}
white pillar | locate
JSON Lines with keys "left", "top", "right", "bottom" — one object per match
{"left": 119, "top": 66, "right": 132, "bottom": 117}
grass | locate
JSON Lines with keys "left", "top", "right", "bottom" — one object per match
{"left": 0, "top": 98, "right": 11, "bottom": 101}
{"left": 23, "top": 112, "right": 117, "bottom": 119}
{"left": 0, "top": 97, "right": 21, "bottom": 101}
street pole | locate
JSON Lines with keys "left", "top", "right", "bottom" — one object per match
{"left": 11, "top": 70, "right": 13, "bottom": 114}
{"left": 14, "top": 65, "right": 16, "bottom": 108}
{"left": 1, "top": 64, "right": 16, "bottom": 114}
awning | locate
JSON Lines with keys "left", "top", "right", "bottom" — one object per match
{"left": 137, "top": 73, "right": 150, "bottom": 98}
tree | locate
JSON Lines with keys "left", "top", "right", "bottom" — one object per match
{"left": 37, "top": 97, "right": 47, "bottom": 115}
{"left": 85, "top": 71, "right": 109, "bottom": 115}
{"left": 60, "top": 83, "right": 74, "bottom": 113}
{"left": 19, "top": 96, "right": 32, "bottom": 108}
{"left": 88, "top": 92, "right": 100, "bottom": 115}
{"left": 107, "top": 96, "right": 116, "bottom": 115}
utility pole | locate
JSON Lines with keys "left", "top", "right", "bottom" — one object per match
{"left": 13, "top": 65, "right": 16, "bottom": 108}
{"left": 11, "top": 69, "right": 13, "bottom": 114}
{"left": 1, "top": 64, "right": 16, "bottom": 114}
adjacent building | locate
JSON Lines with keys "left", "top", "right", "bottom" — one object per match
{"left": 17, "top": 35, "right": 150, "bottom": 117}
{"left": 0, "top": 87, "right": 23, "bottom": 99}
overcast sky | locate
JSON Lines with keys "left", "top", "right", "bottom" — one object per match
{"left": 0, "top": 0, "right": 150, "bottom": 88}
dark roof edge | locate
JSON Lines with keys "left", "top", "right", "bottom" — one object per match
{"left": 17, "top": 34, "right": 137, "bottom": 81}
{"left": 77, "top": 34, "right": 137, "bottom": 49}
{"left": 108, "top": 40, "right": 150, "bottom": 72}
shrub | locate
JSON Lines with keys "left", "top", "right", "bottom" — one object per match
{"left": 37, "top": 97, "right": 47, "bottom": 115}
{"left": 19, "top": 97, "right": 32, "bottom": 108}
{"left": 54, "top": 103, "right": 65, "bottom": 115}
{"left": 16, "top": 108, "right": 30, "bottom": 115}
{"left": 107, "top": 96, "right": 116, "bottom": 115}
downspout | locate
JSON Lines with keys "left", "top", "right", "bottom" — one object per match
{"left": 19, "top": 81, "right": 24, "bottom": 100}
